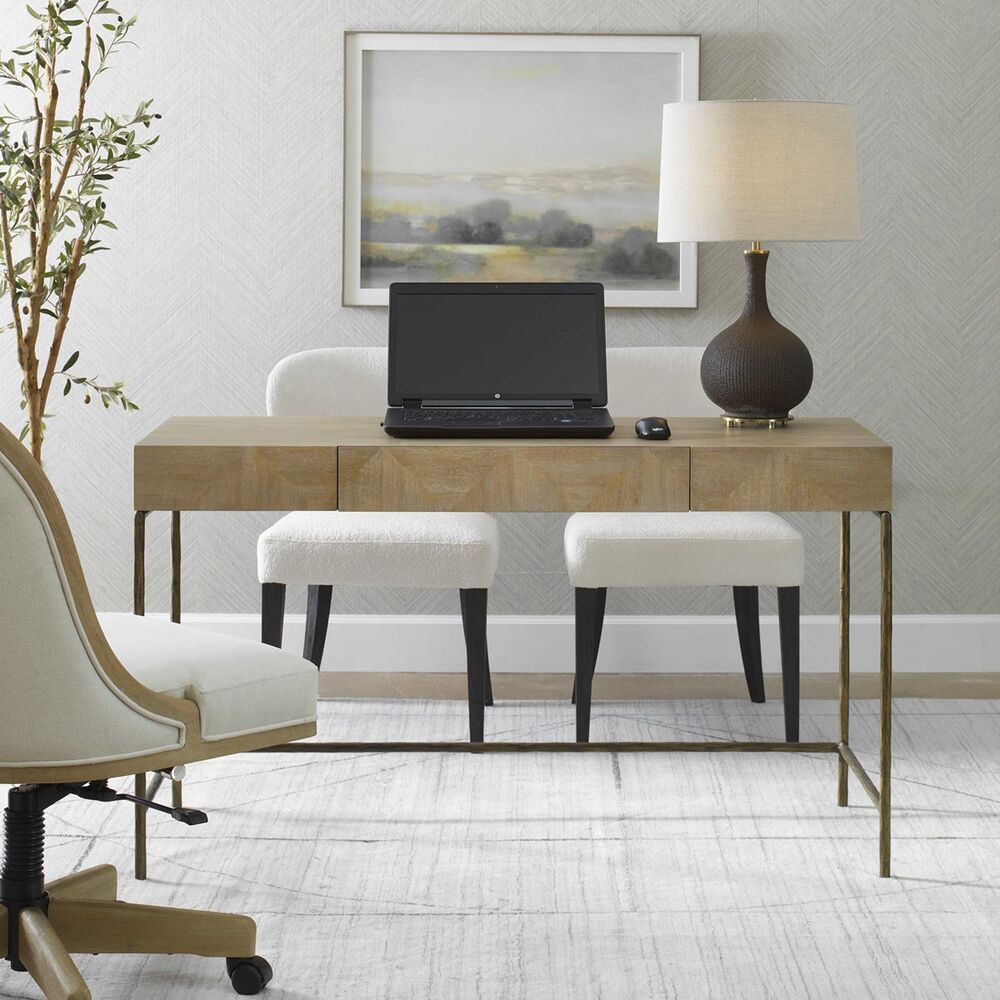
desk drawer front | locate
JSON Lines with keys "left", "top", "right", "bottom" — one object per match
{"left": 338, "top": 445, "right": 690, "bottom": 512}
{"left": 134, "top": 446, "right": 338, "bottom": 511}
{"left": 691, "top": 446, "right": 892, "bottom": 512}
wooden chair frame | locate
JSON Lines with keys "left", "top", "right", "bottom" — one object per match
{"left": 0, "top": 423, "right": 316, "bottom": 998}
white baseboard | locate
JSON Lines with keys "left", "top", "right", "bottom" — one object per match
{"left": 116, "top": 613, "right": 1000, "bottom": 674}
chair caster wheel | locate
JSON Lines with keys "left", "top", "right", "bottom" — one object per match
{"left": 227, "top": 956, "right": 273, "bottom": 995}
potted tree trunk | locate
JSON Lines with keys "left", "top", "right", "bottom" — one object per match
{"left": 0, "top": 0, "right": 158, "bottom": 462}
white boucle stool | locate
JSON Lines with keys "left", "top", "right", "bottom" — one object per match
{"left": 257, "top": 348, "right": 500, "bottom": 742}
{"left": 564, "top": 510, "right": 805, "bottom": 744}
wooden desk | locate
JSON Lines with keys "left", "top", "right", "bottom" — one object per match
{"left": 133, "top": 416, "right": 894, "bottom": 875}
{"left": 135, "top": 416, "right": 890, "bottom": 512}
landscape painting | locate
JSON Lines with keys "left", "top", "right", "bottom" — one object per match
{"left": 343, "top": 34, "right": 700, "bottom": 307}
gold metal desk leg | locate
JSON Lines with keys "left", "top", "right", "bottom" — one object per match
{"left": 878, "top": 510, "right": 893, "bottom": 877}
{"left": 838, "top": 512, "right": 851, "bottom": 806}
{"left": 171, "top": 510, "right": 181, "bottom": 624}
{"left": 172, "top": 778, "right": 183, "bottom": 809}
{"left": 134, "top": 772, "right": 147, "bottom": 881}
{"left": 134, "top": 513, "right": 150, "bottom": 880}
{"left": 133, "top": 511, "right": 148, "bottom": 617}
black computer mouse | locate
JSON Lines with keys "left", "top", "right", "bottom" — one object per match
{"left": 634, "top": 416, "right": 671, "bottom": 440}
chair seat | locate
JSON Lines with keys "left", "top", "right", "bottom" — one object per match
{"left": 257, "top": 511, "right": 499, "bottom": 589}
{"left": 564, "top": 512, "right": 804, "bottom": 588}
{"left": 99, "top": 614, "right": 317, "bottom": 742}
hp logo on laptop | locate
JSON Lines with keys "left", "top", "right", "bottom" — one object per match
{"left": 494, "top": 393, "right": 501, "bottom": 398}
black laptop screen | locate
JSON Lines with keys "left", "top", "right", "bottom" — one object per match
{"left": 388, "top": 283, "right": 606, "bottom": 405}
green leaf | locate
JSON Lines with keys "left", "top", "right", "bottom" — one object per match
{"left": 61, "top": 349, "right": 79, "bottom": 370}
{"left": 63, "top": 379, "right": 71, "bottom": 394}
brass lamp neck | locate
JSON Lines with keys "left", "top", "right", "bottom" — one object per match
{"left": 746, "top": 241, "right": 768, "bottom": 255}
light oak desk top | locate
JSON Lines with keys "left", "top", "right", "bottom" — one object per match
{"left": 134, "top": 416, "right": 892, "bottom": 514}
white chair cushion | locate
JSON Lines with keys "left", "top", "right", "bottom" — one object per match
{"left": 98, "top": 614, "right": 317, "bottom": 742}
{"left": 258, "top": 511, "right": 499, "bottom": 589}
{"left": 564, "top": 512, "right": 804, "bottom": 588}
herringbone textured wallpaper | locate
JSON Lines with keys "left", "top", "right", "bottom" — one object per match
{"left": 1, "top": 1, "right": 997, "bottom": 619}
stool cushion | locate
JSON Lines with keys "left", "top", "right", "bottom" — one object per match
{"left": 99, "top": 614, "right": 317, "bottom": 742}
{"left": 258, "top": 511, "right": 499, "bottom": 589}
{"left": 564, "top": 512, "right": 804, "bottom": 588}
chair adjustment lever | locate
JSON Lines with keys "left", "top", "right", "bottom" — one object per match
{"left": 60, "top": 781, "right": 208, "bottom": 826}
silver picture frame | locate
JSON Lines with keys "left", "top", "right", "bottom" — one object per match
{"left": 343, "top": 32, "right": 700, "bottom": 308}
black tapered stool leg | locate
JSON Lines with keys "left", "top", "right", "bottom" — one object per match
{"left": 261, "top": 583, "right": 286, "bottom": 648}
{"left": 733, "top": 586, "right": 766, "bottom": 704}
{"left": 777, "top": 586, "right": 801, "bottom": 742}
{"left": 304, "top": 584, "right": 333, "bottom": 668}
{"left": 484, "top": 646, "right": 494, "bottom": 707}
{"left": 572, "top": 586, "right": 607, "bottom": 705}
{"left": 574, "top": 587, "right": 605, "bottom": 742}
{"left": 459, "top": 588, "right": 488, "bottom": 742}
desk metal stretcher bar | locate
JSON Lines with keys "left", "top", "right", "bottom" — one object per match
{"left": 132, "top": 418, "right": 892, "bottom": 877}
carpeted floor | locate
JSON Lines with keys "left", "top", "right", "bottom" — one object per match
{"left": 3, "top": 697, "right": 1000, "bottom": 1000}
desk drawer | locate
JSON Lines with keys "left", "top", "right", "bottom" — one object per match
{"left": 134, "top": 445, "right": 338, "bottom": 511}
{"left": 338, "top": 445, "right": 690, "bottom": 512}
{"left": 691, "top": 446, "right": 892, "bottom": 512}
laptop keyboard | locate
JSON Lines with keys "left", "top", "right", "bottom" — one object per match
{"left": 403, "top": 407, "right": 599, "bottom": 425}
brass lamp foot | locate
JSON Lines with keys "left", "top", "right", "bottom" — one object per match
{"left": 721, "top": 414, "right": 792, "bottom": 429}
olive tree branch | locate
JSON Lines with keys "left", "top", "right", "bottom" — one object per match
{"left": 26, "top": 15, "right": 59, "bottom": 362}
{"left": 0, "top": 201, "right": 27, "bottom": 365}
{"left": 39, "top": 233, "right": 84, "bottom": 405}
{"left": 49, "top": 22, "right": 91, "bottom": 219}
{"left": 29, "top": 94, "right": 41, "bottom": 261}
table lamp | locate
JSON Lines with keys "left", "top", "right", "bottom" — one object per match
{"left": 657, "top": 100, "right": 860, "bottom": 426}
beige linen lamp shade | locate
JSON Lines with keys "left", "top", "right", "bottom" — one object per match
{"left": 657, "top": 100, "right": 861, "bottom": 243}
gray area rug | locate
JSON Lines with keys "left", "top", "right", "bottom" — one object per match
{"left": 2, "top": 698, "right": 998, "bottom": 999}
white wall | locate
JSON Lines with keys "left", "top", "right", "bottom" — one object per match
{"left": 1, "top": 2, "right": 997, "bottom": 631}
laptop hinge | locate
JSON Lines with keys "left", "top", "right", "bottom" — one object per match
{"left": 402, "top": 399, "right": 422, "bottom": 410}
{"left": 572, "top": 399, "right": 594, "bottom": 409}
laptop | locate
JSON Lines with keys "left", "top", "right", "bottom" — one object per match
{"left": 382, "top": 282, "right": 615, "bottom": 438}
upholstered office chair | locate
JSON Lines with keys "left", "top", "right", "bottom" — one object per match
{"left": 258, "top": 348, "right": 499, "bottom": 742}
{"left": 0, "top": 423, "right": 317, "bottom": 997}
{"left": 566, "top": 347, "right": 804, "bottom": 743}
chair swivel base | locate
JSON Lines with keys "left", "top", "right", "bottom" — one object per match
{"left": 1, "top": 865, "right": 272, "bottom": 998}
{"left": 1, "top": 783, "right": 273, "bottom": 999}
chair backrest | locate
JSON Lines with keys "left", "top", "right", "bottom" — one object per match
{"left": 267, "top": 347, "right": 387, "bottom": 417}
{"left": 606, "top": 346, "right": 716, "bottom": 417}
{"left": 0, "top": 424, "right": 183, "bottom": 777}
{"left": 269, "top": 346, "right": 715, "bottom": 419}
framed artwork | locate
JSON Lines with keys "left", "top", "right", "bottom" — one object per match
{"left": 343, "top": 32, "right": 700, "bottom": 308}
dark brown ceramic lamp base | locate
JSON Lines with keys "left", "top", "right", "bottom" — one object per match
{"left": 700, "top": 248, "right": 813, "bottom": 423}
